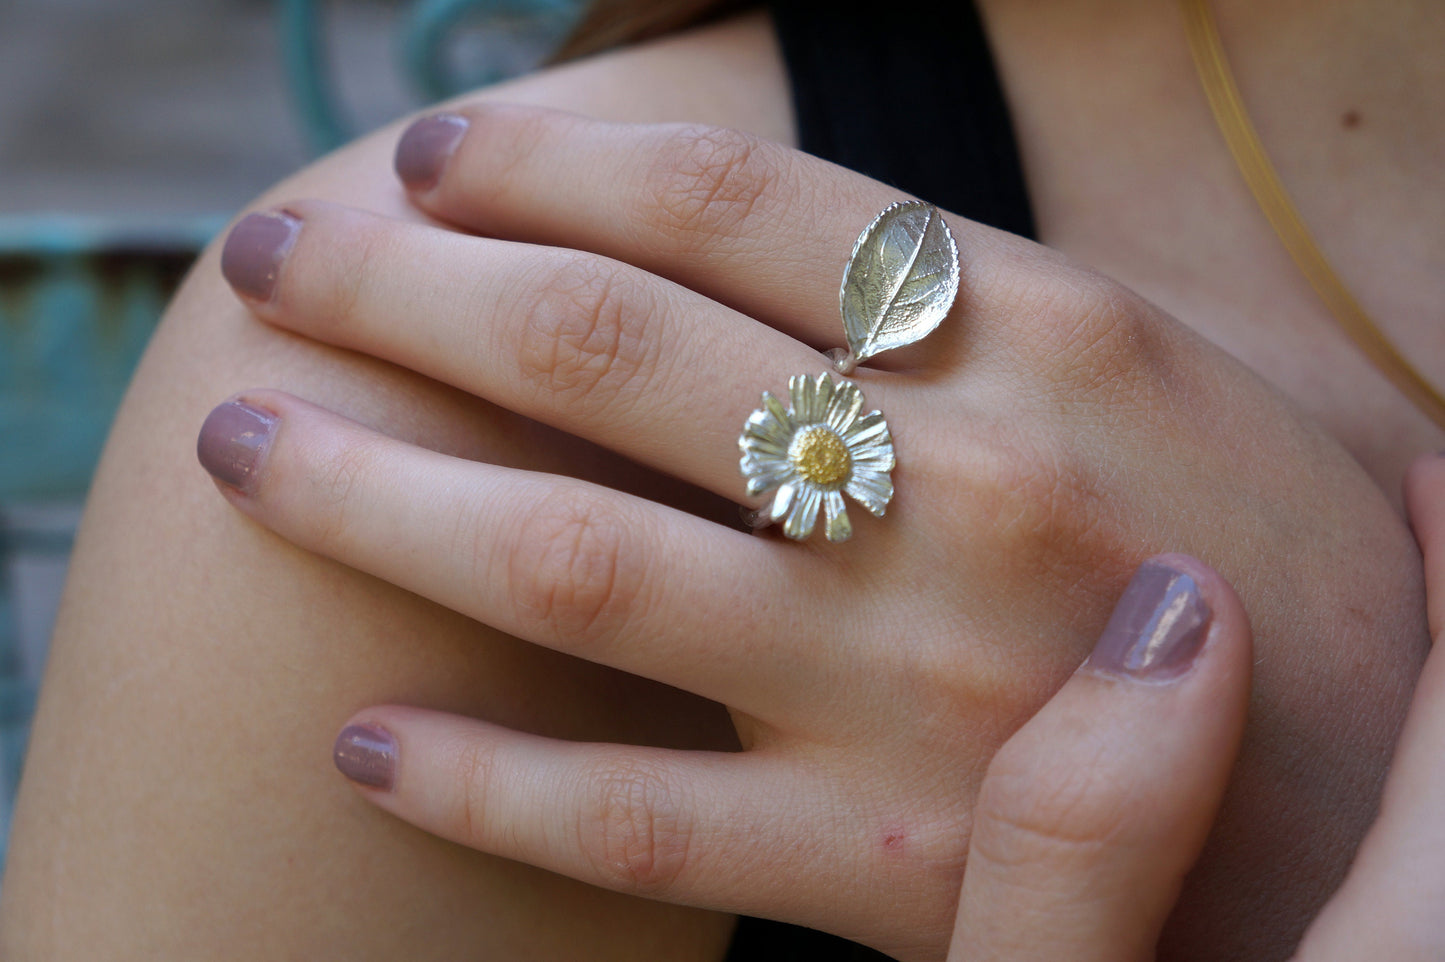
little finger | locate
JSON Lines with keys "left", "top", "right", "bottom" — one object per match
{"left": 331, "top": 706, "right": 859, "bottom": 926}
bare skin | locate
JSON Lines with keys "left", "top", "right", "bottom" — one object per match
{"left": 1, "top": 17, "right": 788, "bottom": 961}
{"left": 3, "top": 2, "right": 1441, "bottom": 959}
{"left": 981, "top": 0, "right": 1445, "bottom": 489}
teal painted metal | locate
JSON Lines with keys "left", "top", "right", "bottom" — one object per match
{"left": 282, "top": 0, "right": 581, "bottom": 154}
{"left": 0, "top": 215, "right": 216, "bottom": 872}
{"left": 0, "top": 576, "right": 32, "bottom": 879}
{"left": 401, "top": 0, "right": 580, "bottom": 103}
{"left": 0, "top": 0, "right": 577, "bottom": 879}
{"left": 0, "top": 658, "right": 32, "bottom": 883}
{"left": 280, "top": 0, "right": 351, "bottom": 154}
{"left": 0, "top": 216, "right": 222, "bottom": 500}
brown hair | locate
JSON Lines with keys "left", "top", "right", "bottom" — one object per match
{"left": 551, "top": 0, "right": 761, "bottom": 62}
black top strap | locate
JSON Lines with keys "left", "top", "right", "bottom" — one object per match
{"left": 769, "top": 0, "right": 1037, "bottom": 239}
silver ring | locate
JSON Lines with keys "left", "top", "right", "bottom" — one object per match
{"left": 738, "top": 373, "right": 894, "bottom": 542}
{"left": 736, "top": 201, "right": 958, "bottom": 542}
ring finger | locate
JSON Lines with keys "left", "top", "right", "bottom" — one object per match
{"left": 331, "top": 706, "right": 881, "bottom": 933}
{"left": 197, "top": 389, "right": 822, "bottom": 710}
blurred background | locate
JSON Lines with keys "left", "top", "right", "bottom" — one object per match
{"left": 0, "top": 0, "right": 579, "bottom": 877}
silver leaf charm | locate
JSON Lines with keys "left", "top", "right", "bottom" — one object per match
{"left": 835, "top": 201, "right": 960, "bottom": 372}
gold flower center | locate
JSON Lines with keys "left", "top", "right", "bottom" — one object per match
{"left": 789, "top": 426, "right": 852, "bottom": 486}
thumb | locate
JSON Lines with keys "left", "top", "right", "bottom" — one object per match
{"left": 950, "top": 554, "right": 1252, "bottom": 962}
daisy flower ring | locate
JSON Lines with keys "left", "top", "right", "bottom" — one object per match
{"left": 738, "top": 372, "right": 895, "bottom": 543}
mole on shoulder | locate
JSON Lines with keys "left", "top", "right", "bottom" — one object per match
{"left": 1342, "top": 109, "right": 1363, "bottom": 129}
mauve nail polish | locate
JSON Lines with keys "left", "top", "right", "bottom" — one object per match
{"left": 197, "top": 401, "right": 277, "bottom": 495}
{"left": 221, "top": 211, "right": 300, "bottom": 302}
{"left": 1087, "top": 563, "right": 1211, "bottom": 679}
{"left": 394, "top": 113, "right": 469, "bottom": 191}
{"left": 334, "top": 725, "right": 396, "bottom": 791}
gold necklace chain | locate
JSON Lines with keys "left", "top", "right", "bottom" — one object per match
{"left": 1180, "top": 0, "right": 1445, "bottom": 430}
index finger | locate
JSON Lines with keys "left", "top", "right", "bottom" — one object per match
{"left": 391, "top": 105, "right": 1040, "bottom": 356}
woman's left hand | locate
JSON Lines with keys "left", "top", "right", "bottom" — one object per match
{"left": 940, "top": 453, "right": 1445, "bottom": 960}
{"left": 943, "top": 552, "right": 1251, "bottom": 962}
{"left": 202, "top": 105, "right": 1424, "bottom": 959}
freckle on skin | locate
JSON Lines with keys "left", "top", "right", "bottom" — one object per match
{"left": 1342, "top": 109, "right": 1362, "bottom": 129}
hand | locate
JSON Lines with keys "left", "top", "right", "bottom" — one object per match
{"left": 946, "top": 553, "right": 1251, "bottom": 962}
{"left": 201, "top": 105, "right": 1426, "bottom": 959}
{"left": 947, "top": 453, "right": 1445, "bottom": 960}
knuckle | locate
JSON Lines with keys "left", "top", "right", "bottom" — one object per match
{"left": 901, "top": 427, "right": 1131, "bottom": 674}
{"left": 462, "top": 104, "right": 564, "bottom": 203}
{"left": 1053, "top": 287, "right": 1154, "bottom": 394}
{"left": 577, "top": 756, "right": 693, "bottom": 894}
{"left": 515, "top": 253, "right": 660, "bottom": 413}
{"left": 966, "top": 432, "right": 1117, "bottom": 577}
{"left": 299, "top": 214, "right": 393, "bottom": 331}
{"left": 971, "top": 740, "right": 1123, "bottom": 873}
{"left": 506, "top": 488, "right": 643, "bottom": 646}
{"left": 447, "top": 734, "right": 500, "bottom": 848}
{"left": 1016, "top": 269, "right": 1178, "bottom": 405}
{"left": 302, "top": 431, "right": 389, "bottom": 554}
{"left": 639, "top": 124, "right": 783, "bottom": 251}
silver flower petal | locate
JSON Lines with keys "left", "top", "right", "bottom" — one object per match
{"left": 823, "top": 490, "right": 852, "bottom": 542}
{"left": 762, "top": 392, "right": 793, "bottom": 430}
{"left": 843, "top": 411, "right": 890, "bottom": 447}
{"left": 812, "top": 373, "right": 834, "bottom": 416}
{"left": 845, "top": 472, "right": 893, "bottom": 517}
{"left": 784, "top": 485, "right": 823, "bottom": 540}
{"left": 744, "top": 418, "right": 790, "bottom": 452}
{"left": 744, "top": 461, "right": 793, "bottom": 498}
{"left": 825, "top": 381, "right": 864, "bottom": 433}
{"left": 852, "top": 445, "right": 896, "bottom": 472}
{"left": 738, "top": 371, "right": 897, "bottom": 542}
{"left": 770, "top": 480, "right": 799, "bottom": 524}
{"left": 787, "top": 375, "right": 813, "bottom": 423}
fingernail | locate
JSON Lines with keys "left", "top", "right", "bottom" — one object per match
{"left": 334, "top": 724, "right": 396, "bottom": 791}
{"left": 395, "top": 113, "right": 469, "bottom": 191}
{"left": 1087, "top": 562, "right": 1212, "bottom": 680}
{"left": 197, "top": 400, "right": 278, "bottom": 495}
{"left": 221, "top": 211, "right": 300, "bottom": 302}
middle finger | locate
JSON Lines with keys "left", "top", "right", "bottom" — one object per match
{"left": 222, "top": 200, "right": 859, "bottom": 502}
